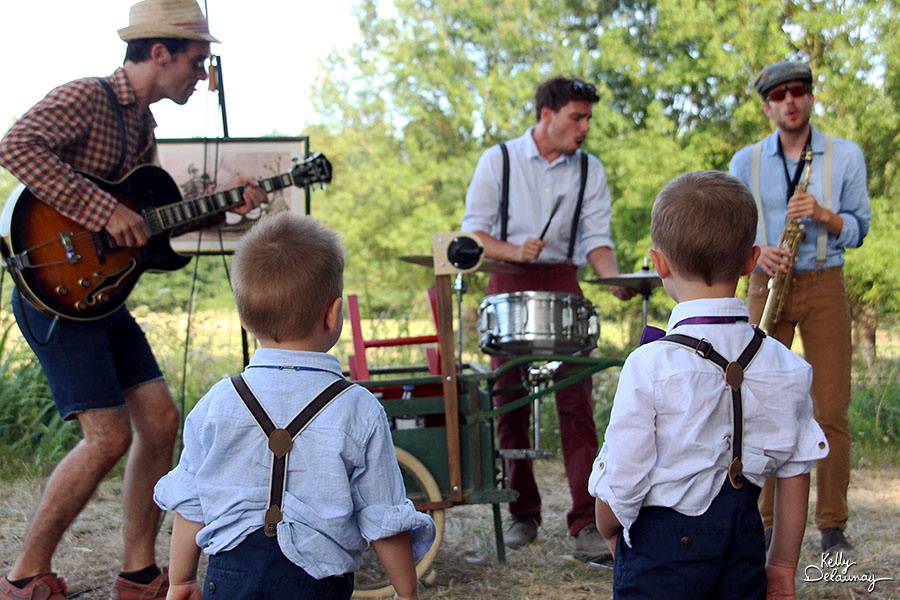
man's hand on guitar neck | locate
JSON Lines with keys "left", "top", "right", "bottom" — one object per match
{"left": 106, "top": 203, "right": 151, "bottom": 247}
{"left": 229, "top": 177, "right": 267, "bottom": 215}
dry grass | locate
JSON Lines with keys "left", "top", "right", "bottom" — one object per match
{"left": 1, "top": 461, "right": 897, "bottom": 599}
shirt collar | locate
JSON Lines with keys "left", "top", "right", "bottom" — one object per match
{"left": 110, "top": 67, "right": 157, "bottom": 129}
{"left": 248, "top": 347, "right": 344, "bottom": 375}
{"left": 763, "top": 124, "right": 824, "bottom": 156}
{"left": 666, "top": 297, "right": 750, "bottom": 331}
{"left": 522, "top": 127, "right": 577, "bottom": 166}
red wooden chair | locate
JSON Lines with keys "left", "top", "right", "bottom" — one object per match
{"left": 347, "top": 291, "right": 441, "bottom": 380}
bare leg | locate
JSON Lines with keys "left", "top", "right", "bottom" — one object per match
{"left": 120, "top": 379, "right": 179, "bottom": 571}
{"left": 8, "top": 409, "right": 131, "bottom": 579}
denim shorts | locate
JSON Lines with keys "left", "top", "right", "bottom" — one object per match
{"left": 205, "top": 528, "right": 354, "bottom": 599}
{"left": 12, "top": 288, "right": 163, "bottom": 420}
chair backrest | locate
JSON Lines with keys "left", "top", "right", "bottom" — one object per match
{"left": 346, "top": 292, "right": 441, "bottom": 381}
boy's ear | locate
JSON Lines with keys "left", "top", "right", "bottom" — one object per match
{"left": 741, "top": 245, "right": 762, "bottom": 276}
{"left": 649, "top": 248, "right": 671, "bottom": 278}
{"left": 325, "top": 297, "right": 342, "bottom": 332}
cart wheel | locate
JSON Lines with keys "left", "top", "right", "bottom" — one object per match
{"left": 352, "top": 447, "right": 446, "bottom": 598}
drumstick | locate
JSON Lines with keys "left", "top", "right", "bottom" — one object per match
{"left": 539, "top": 195, "right": 564, "bottom": 241}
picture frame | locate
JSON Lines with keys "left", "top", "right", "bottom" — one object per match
{"left": 157, "top": 136, "right": 310, "bottom": 253}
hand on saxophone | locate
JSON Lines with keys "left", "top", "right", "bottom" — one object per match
{"left": 757, "top": 245, "right": 793, "bottom": 277}
{"left": 786, "top": 192, "right": 824, "bottom": 222}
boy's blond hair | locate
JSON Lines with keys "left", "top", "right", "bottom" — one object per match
{"left": 232, "top": 213, "right": 344, "bottom": 342}
{"left": 651, "top": 171, "right": 757, "bottom": 286}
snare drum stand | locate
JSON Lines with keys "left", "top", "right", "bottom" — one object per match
{"left": 498, "top": 360, "right": 561, "bottom": 460}
{"left": 453, "top": 273, "right": 466, "bottom": 368}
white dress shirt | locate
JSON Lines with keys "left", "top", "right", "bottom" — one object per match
{"left": 462, "top": 128, "right": 614, "bottom": 264}
{"left": 589, "top": 297, "right": 828, "bottom": 546}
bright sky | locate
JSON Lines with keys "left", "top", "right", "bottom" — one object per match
{"left": 0, "top": 1, "right": 360, "bottom": 140}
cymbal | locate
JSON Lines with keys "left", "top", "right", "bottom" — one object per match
{"left": 399, "top": 255, "right": 526, "bottom": 275}
{"left": 586, "top": 270, "right": 663, "bottom": 294}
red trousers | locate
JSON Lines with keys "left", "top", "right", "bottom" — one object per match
{"left": 488, "top": 264, "right": 597, "bottom": 536}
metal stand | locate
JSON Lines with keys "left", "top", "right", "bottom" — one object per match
{"left": 497, "top": 360, "right": 560, "bottom": 460}
{"left": 453, "top": 273, "right": 465, "bottom": 368}
{"left": 639, "top": 257, "right": 653, "bottom": 330}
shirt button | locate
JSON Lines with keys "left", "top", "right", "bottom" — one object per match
{"left": 818, "top": 441, "right": 826, "bottom": 449}
{"left": 208, "top": 581, "right": 217, "bottom": 594}
{"left": 598, "top": 461, "right": 605, "bottom": 470}
{"left": 680, "top": 536, "right": 693, "bottom": 548}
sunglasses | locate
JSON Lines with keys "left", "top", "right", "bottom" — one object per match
{"left": 766, "top": 83, "right": 809, "bottom": 102}
{"left": 570, "top": 79, "right": 597, "bottom": 94}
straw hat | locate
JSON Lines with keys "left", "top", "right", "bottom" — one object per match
{"left": 118, "top": 0, "right": 219, "bottom": 43}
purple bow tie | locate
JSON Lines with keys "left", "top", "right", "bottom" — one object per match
{"left": 640, "top": 316, "right": 749, "bottom": 346}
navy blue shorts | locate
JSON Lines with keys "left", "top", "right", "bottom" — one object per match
{"left": 614, "top": 480, "right": 766, "bottom": 600}
{"left": 204, "top": 528, "right": 354, "bottom": 599}
{"left": 12, "top": 289, "right": 163, "bottom": 421}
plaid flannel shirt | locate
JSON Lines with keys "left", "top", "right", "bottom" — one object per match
{"left": 0, "top": 68, "right": 158, "bottom": 232}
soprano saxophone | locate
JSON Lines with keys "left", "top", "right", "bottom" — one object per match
{"left": 759, "top": 147, "right": 813, "bottom": 334}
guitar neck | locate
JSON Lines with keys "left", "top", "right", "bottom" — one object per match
{"left": 142, "top": 172, "right": 294, "bottom": 234}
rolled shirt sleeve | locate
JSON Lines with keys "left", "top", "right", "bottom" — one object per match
{"left": 154, "top": 403, "right": 206, "bottom": 524}
{"left": 588, "top": 355, "right": 657, "bottom": 546}
{"left": 462, "top": 146, "right": 502, "bottom": 235}
{"left": 351, "top": 409, "right": 436, "bottom": 560}
{"left": 833, "top": 141, "right": 870, "bottom": 249}
{"left": 0, "top": 80, "right": 119, "bottom": 231}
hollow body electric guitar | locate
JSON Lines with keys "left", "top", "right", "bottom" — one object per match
{"left": 0, "top": 153, "right": 332, "bottom": 321}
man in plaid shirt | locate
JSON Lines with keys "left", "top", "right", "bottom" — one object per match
{"left": 0, "top": 2, "right": 265, "bottom": 599}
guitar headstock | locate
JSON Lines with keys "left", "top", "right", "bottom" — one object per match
{"left": 291, "top": 153, "right": 333, "bottom": 188}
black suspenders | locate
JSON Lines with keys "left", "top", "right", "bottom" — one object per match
{"left": 658, "top": 327, "right": 766, "bottom": 489}
{"left": 497, "top": 143, "right": 588, "bottom": 261}
{"left": 230, "top": 374, "right": 354, "bottom": 537}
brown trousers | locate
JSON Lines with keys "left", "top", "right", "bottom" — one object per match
{"left": 747, "top": 267, "right": 852, "bottom": 531}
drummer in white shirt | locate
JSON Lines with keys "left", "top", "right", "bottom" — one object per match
{"left": 589, "top": 171, "right": 828, "bottom": 599}
{"left": 462, "top": 75, "right": 633, "bottom": 562}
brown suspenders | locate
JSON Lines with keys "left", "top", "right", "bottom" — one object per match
{"left": 658, "top": 327, "right": 766, "bottom": 489}
{"left": 230, "top": 374, "right": 354, "bottom": 537}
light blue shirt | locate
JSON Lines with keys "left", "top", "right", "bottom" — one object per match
{"left": 462, "top": 128, "right": 615, "bottom": 264}
{"left": 729, "top": 125, "right": 870, "bottom": 272}
{"left": 589, "top": 298, "right": 828, "bottom": 547}
{"left": 154, "top": 348, "right": 435, "bottom": 578}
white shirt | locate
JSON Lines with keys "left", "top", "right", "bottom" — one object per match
{"left": 588, "top": 297, "right": 828, "bottom": 546}
{"left": 461, "top": 128, "right": 614, "bottom": 264}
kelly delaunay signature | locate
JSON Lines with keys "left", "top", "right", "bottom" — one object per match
{"left": 803, "top": 551, "right": 894, "bottom": 593}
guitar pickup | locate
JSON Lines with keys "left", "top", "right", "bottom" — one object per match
{"left": 59, "top": 232, "right": 80, "bottom": 264}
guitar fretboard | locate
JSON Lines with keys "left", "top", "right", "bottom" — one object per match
{"left": 142, "top": 172, "right": 295, "bottom": 235}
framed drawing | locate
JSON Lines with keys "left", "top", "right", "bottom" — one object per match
{"left": 157, "top": 136, "right": 310, "bottom": 253}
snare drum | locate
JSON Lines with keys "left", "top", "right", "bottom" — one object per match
{"left": 477, "top": 291, "right": 600, "bottom": 356}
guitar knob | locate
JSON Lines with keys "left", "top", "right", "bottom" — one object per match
{"left": 79, "top": 278, "right": 90, "bottom": 288}
{"left": 56, "top": 286, "right": 69, "bottom": 296}
{"left": 74, "top": 301, "right": 86, "bottom": 311}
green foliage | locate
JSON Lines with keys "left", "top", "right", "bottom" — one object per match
{"left": 310, "top": 0, "right": 898, "bottom": 341}
{"left": 0, "top": 318, "right": 80, "bottom": 477}
{"left": 850, "top": 358, "right": 900, "bottom": 466}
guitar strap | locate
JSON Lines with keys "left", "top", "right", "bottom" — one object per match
{"left": 230, "top": 374, "right": 354, "bottom": 538}
{"left": 657, "top": 327, "right": 766, "bottom": 489}
{"left": 94, "top": 77, "right": 128, "bottom": 178}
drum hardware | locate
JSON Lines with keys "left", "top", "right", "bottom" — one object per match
{"left": 497, "top": 360, "right": 561, "bottom": 460}
{"left": 453, "top": 273, "right": 466, "bottom": 368}
{"left": 586, "top": 257, "right": 662, "bottom": 330}
{"left": 399, "top": 254, "right": 526, "bottom": 275}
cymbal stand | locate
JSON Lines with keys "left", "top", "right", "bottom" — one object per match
{"left": 639, "top": 257, "right": 653, "bottom": 330}
{"left": 498, "top": 361, "right": 560, "bottom": 460}
{"left": 453, "top": 273, "right": 466, "bottom": 367}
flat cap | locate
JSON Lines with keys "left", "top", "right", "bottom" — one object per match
{"left": 753, "top": 61, "right": 812, "bottom": 97}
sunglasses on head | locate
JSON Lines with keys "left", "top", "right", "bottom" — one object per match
{"left": 569, "top": 79, "right": 597, "bottom": 94}
{"left": 766, "top": 83, "right": 809, "bottom": 102}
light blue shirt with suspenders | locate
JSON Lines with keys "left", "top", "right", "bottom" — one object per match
{"left": 729, "top": 124, "right": 870, "bottom": 273}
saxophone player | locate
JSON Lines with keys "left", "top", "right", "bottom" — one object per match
{"left": 729, "top": 61, "right": 871, "bottom": 554}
